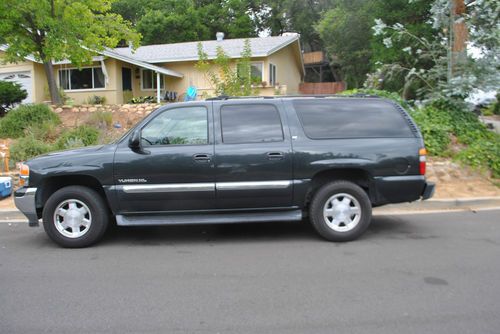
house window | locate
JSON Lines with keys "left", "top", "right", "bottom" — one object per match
{"left": 58, "top": 68, "right": 105, "bottom": 90}
{"left": 237, "top": 62, "right": 264, "bottom": 84}
{"left": 141, "top": 69, "right": 164, "bottom": 90}
{"left": 269, "top": 63, "right": 277, "bottom": 86}
{"left": 250, "top": 63, "right": 263, "bottom": 82}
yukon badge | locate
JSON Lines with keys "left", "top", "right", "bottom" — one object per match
{"left": 118, "top": 178, "right": 148, "bottom": 183}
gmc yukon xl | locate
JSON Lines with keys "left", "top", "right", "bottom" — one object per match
{"left": 15, "top": 96, "right": 435, "bottom": 247}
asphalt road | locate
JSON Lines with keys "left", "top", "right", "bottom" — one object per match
{"left": 1, "top": 210, "right": 499, "bottom": 334}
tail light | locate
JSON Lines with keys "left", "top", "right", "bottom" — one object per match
{"left": 419, "top": 148, "right": 427, "bottom": 175}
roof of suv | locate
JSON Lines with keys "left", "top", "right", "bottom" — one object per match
{"left": 205, "top": 94, "right": 381, "bottom": 101}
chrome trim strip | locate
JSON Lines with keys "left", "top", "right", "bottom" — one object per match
{"left": 216, "top": 180, "right": 292, "bottom": 191}
{"left": 118, "top": 180, "right": 303, "bottom": 193}
{"left": 374, "top": 175, "right": 425, "bottom": 182}
{"left": 122, "top": 183, "right": 215, "bottom": 193}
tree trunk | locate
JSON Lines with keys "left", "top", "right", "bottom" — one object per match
{"left": 42, "top": 60, "right": 61, "bottom": 105}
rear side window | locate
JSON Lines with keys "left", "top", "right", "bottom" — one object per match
{"left": 220, "top": 104, "right": 284, "bottom": 144}
{"left": 293, "top": 99, "right": 414, "bottom": 139}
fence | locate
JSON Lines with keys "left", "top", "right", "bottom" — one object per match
{"left": 299, "top": 82, "right": 346, "bottom": 95}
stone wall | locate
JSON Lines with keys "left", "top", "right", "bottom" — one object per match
{"left": 50, "top": 103, "right": 164, "bottom": 129}
{"left": 51, "top": 103, "right": 162, "bottom": 116}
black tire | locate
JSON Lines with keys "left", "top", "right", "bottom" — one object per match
{"left": 42, "top": 186, "right": 109, "bottom": 248}
{"left": 309, "top": 181, "right": 372, "bottom": 242}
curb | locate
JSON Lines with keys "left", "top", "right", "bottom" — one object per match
{"left": 0, "top": 209, "right": 26, "bottom": 221}
{"left": 374, "top": 196, "right": 500, "bottom": 214}
{"left": 1, "top": 197, "right": 499, "bottom": 222}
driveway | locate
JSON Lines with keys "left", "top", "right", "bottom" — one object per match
{"left": 1, "top": 209, "right": 499, "bottom": 333}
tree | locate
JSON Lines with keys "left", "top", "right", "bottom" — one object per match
{"left": 196, "top": 0, "right": 261, "bottom": 39}
{"left": 370, "top": 0, "right": 499, "bottom": 100}
{"left": 259, "top": 0, "right": 332, "bottom": 51}
{"left": 316, "top": 0, "right": 378, "bottom": 88}
{"left": 196, "top": 39, "right": 259, "bottom": 96}
{"left": 368, "top": 0, "right": 435, "bottom": 97}
{"left": 0, "top": 81, "right": 27, "bottom": 116}
{"left": 112, "top": 0, "right": 262, "bottom": 45}
{"left": 0, "top": 0, "right": 140, "bottom": 104}
{"left": 315, "top": 0, "right": 438, "bottom": 91}
{"left": 136, "top": 8, "right": 208, "bottom": 45}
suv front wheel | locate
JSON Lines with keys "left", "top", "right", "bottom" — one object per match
{"left": 42, "top": 186, "right": 109, "bottom": 248}
{"left": 309, "top": 181, "right": 372, "bottom": 242}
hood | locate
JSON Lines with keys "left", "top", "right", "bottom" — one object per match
{"left": 32, "top": 145, "right": 107, "bottom": 161}
{"left": 26, "top": 144, "right": 116, "bottom": 172}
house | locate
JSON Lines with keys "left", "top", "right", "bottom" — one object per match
{"left": 0, "top": 34, "right": 304, "bottom": 104}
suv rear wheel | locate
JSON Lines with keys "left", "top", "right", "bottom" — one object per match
{"left": 42, "top": 186, "right": 109, "bottom": 248}
{"left": 309, "top": 181, "right": 372, "bottom": 241}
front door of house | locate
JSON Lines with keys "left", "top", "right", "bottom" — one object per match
{"left": 122, "top": 67, "right": 132, "bottom": 91}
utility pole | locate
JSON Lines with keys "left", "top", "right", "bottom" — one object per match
{"left": 448, "top": 0, "right": 468, "bottom": 82}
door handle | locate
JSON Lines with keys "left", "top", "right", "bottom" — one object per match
{"left": 266, "top": 152, "right": 284, "bottom": 160}
{"left": 193, "top": 153, "right": 212, "bottom": 163}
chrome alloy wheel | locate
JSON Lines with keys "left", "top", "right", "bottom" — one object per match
{"left": 323, "top": 193, "right": 361, "bottom": 232}
{"left": 53, "top": 199, "right": 92, "bottom": 238}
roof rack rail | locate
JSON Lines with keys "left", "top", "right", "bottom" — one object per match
{"left": 204, "top": 93, "right": 381, "bottom": 101}
{"left": 348, "top": 93, "right": 380, "bottom": 98}
{"left": 205, "top": 95, "right": 276, "bottom": 101}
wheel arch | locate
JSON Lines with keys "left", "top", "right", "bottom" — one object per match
{"left": 35, "top": 175, "right": 112, "bottom": 217}
{"left": 303, "top": 168, "right": 374, "bottom": 209}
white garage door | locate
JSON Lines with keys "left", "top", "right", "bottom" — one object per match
{"left": 0, "top": 71, "right": 33, "bottom": 103}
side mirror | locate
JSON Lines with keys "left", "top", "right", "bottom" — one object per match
{"left": 128, "top": 129, "right": 141, "bottom": 149}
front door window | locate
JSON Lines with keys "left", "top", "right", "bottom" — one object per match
{"left": 141, "top": 107, "right": 208, "bottom": 146}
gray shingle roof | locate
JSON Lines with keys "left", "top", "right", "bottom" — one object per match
{"left": 113, "top": 35, "right": 300, "bottom": 63}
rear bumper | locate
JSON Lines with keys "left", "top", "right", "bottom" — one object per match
{"left": 421, "top": 182, "right": 435, "bottom": 200}
{"left": 373, "top": 175, "right": 434, "bottom": 205}
{"left": 14, "top": 187, "right": 39, "bottom": 227}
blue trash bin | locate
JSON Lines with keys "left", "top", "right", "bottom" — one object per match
{"left": 0, "top": 176, "right": 12, "bottom": 198}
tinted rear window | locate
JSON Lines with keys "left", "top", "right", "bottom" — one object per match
{"left": 220, "top": 104, "right": 284, "bottom": 144}
{"left": 293, "top": 99, "right": 414, "bottom": 139}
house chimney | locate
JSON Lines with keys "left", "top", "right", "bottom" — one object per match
{"left": 216, "top": 32, "right": 225, "bottom": 41}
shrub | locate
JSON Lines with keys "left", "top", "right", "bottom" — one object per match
{"left": 9, "top": 135, "right": 54, "bottom": 162}
{"left": 483, "top": 93, "right": 499, "bottom": 116}
{"left": 55, "top": 125, "right": 100, "bottom": 150}
{"left": 456, "top": 140, "right": 500, "bottom": 178}
{"left": 43, "top": 86, "right": 72, "bottom": 105}
{"left": 0, "top": 80, "right": 28, "bottom": 116}
{"left": 429, "top": 99, "right": 494, "bottom": 145}
{"left": 410, "top": 106, "right": 452, "bottom": 156}
{"left": 0, "top": 104, "right": 60, "bottom": 138}
{"left": 26, "top": 121, "right": 61, "bottom": 142}
{"left": 86, "top": 111, "right": 113, "bottom": 129}
{"left": 85, "top": 95, "right": 106, "bottom": 105}
{"left": 130, "top": 96, "right": 155, "bottom": 104}
{"left": 413, "top": 98, "right": 500, "bottom": 177}
{"left": 123, "top": 90, "right": 133, "bottom": 103}
{"left": 340, "top": 88, "right": 411, "bottom": 109}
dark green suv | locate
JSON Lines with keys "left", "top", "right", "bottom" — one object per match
{"left": 15, "top": 96, "right": 434, "bottom": 247}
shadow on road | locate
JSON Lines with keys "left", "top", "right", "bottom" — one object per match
{"left": 4, "top": 214, "right": 434, "bottom": 249}
{"left": 103, "top": 220, "right": 318, "bottom": 246}
{"left": 96, "top": 214, "right": 429, "bottom": 247}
